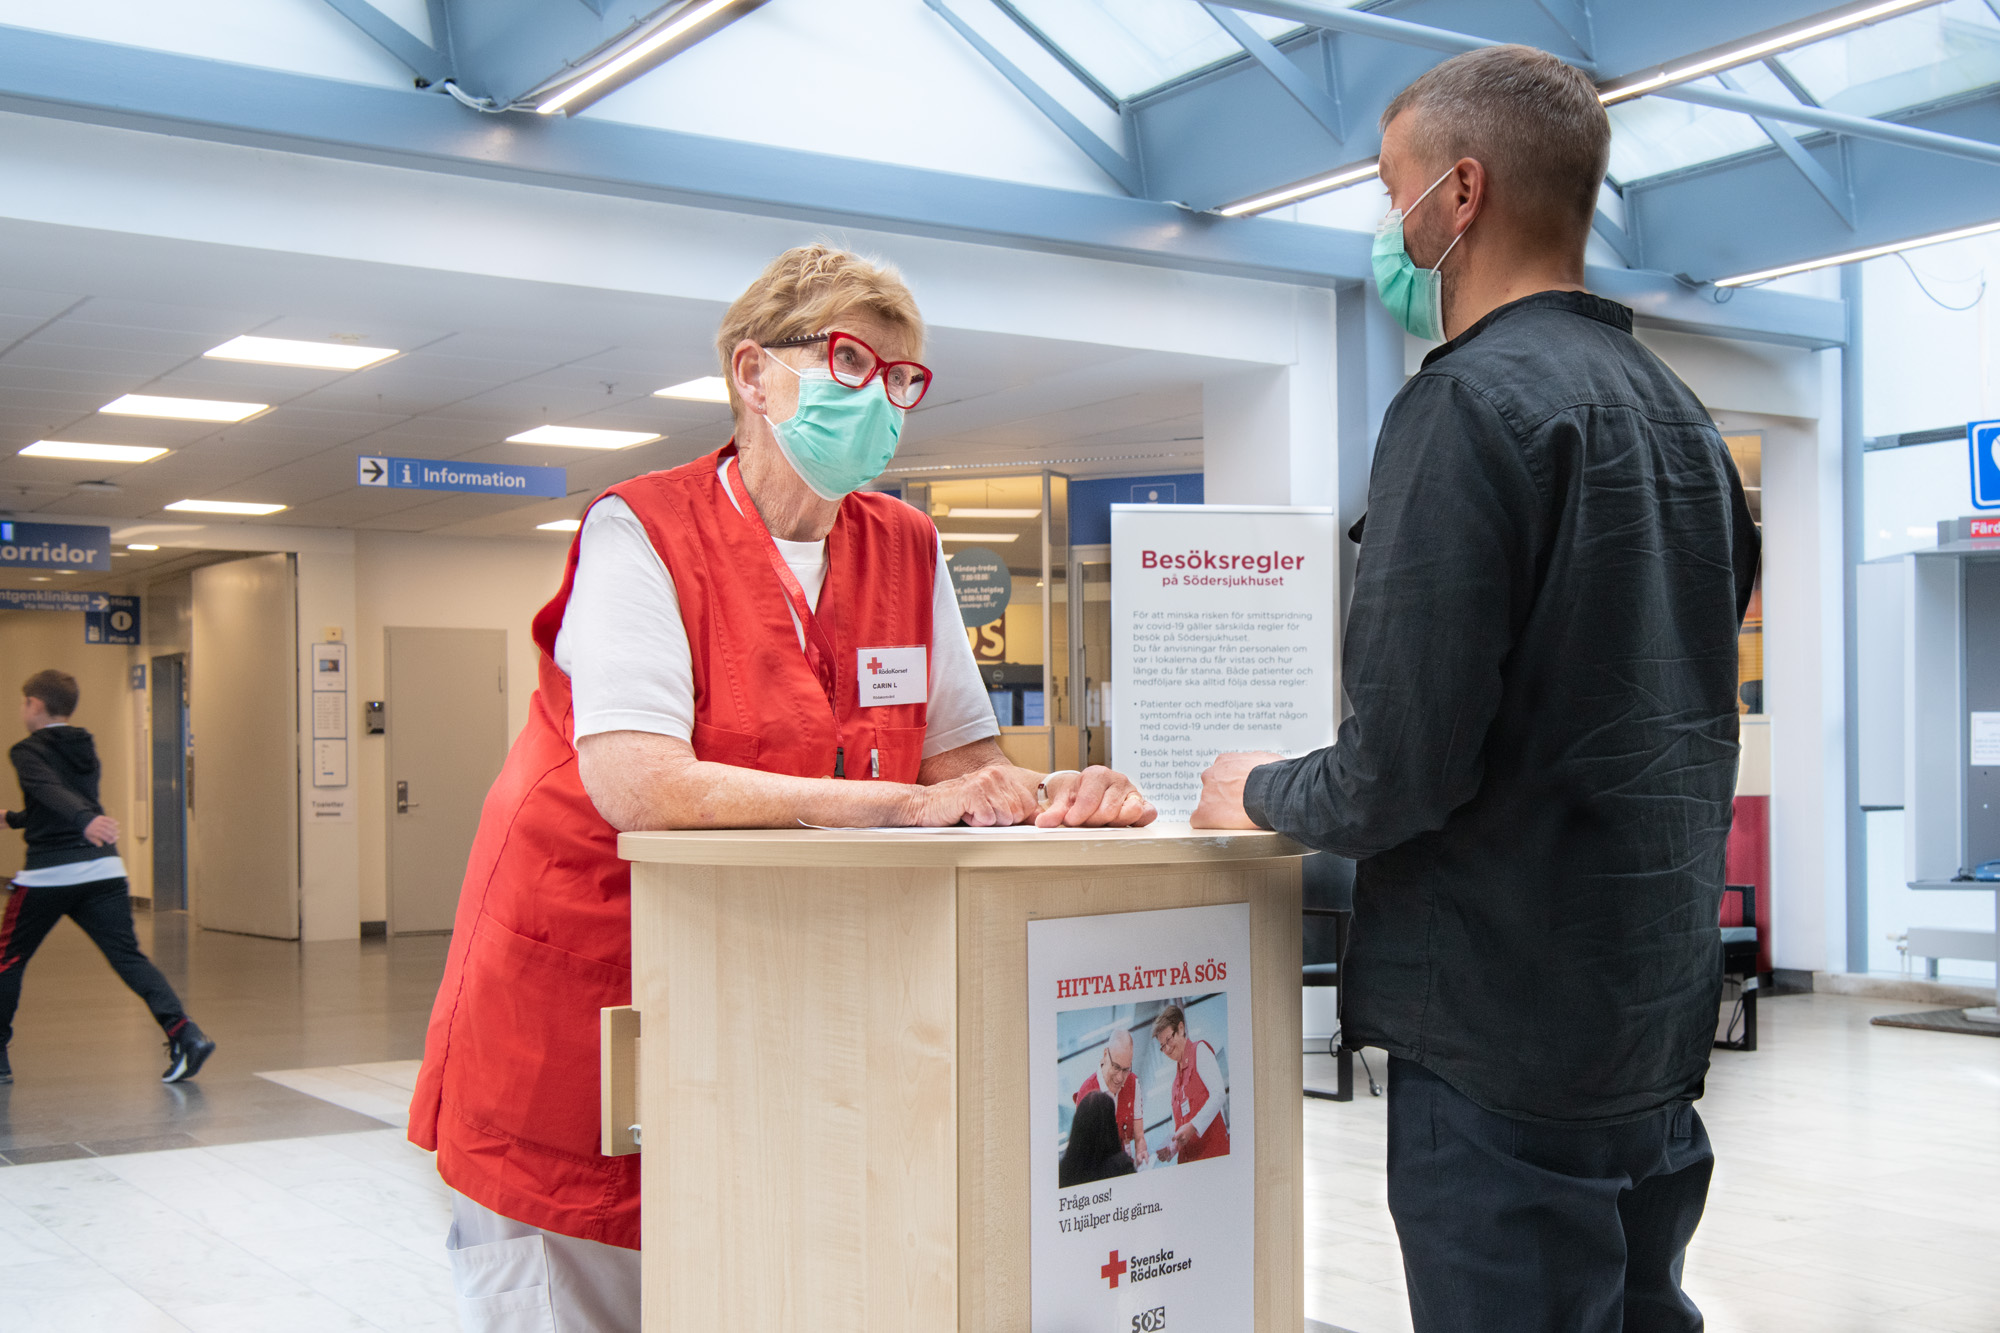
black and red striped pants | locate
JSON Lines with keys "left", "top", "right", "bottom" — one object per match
{"left": 0, "top": 876, "right": 185, "bottom": 1048}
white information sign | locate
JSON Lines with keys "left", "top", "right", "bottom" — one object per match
{"left": 1111, "top": 504, "right": 1337, "bottom": 820}
{"left": 1028, "top": 903, "right": 1254, "bottom": 1333}
{"left": 1972, "top": 711, "right": 2000, "bottom": 766}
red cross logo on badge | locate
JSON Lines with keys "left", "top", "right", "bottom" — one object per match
{"left": 866, "top": 656, "right": 884, "bottom": 673}
{"left": 1101, "top": 1250, "right": 1128, "bottom": 1288}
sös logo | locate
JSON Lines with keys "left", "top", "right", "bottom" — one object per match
{"left": 1132, "top": 1308, "right": 1166, "bottom": 1332}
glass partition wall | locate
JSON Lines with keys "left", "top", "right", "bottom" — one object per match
{"left": 904, "top": 472, "right": 1081, "bottom": 772}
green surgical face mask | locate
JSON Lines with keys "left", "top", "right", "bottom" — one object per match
{"left": 762, "top": 356, "right": 905, "bottom": 501}
{"left": 1371, "top": 166, "right": 1470, "bottom": 342}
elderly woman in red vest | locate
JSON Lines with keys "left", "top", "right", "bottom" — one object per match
{"left": 409, "top": 244, "right": 1155, "bottom": 1330}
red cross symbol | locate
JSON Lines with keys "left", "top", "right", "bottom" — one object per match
{"left": 1101, "top": 1250, "right": 1127, "bottom": 1288}
{"left": 866, "top": 656, "right": 884, "bottom": 673}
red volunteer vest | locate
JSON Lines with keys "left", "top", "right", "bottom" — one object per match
{"left": 1171, "top": 1039, "right": 1231, "bottom": 1163}
{"left": 407, "top": 446, "right": 937, "bottom": 1248}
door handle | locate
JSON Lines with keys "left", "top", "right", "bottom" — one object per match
{"left": 396, "top": 780, "right": 420, "bottom": 814}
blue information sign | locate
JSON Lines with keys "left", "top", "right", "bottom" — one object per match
{"left": 947, "top": 545, "right": 1013, "bottom": 628}
{"left": 0, "top": 521, "right": 112, "bottom": 571}
{"left": 358, "top": 455, "right": 566, "bottom": 499}
{"left": 0, "top": 589, "right": 139, "bottom": 643}
{"left": 1972, "top": 420, "right": 2000, "bottom": 510}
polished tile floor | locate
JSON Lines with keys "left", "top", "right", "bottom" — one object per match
{"left": 2, "top": 906, "right": 1996, "bottom": 1331}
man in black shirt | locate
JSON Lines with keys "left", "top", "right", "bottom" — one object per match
{"left": 1193, "top": 47, "right": 1759, "bottom": 1333}
{"left": 2, "top": 669, "right": 215, "bottom": 1084}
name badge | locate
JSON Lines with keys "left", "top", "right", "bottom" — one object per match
{"left": 858, "top": 645, "right": 927, "bottom": 707}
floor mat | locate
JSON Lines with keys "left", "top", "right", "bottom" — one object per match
{"left": 1869, "top": 1007, "right": 2000, "bottom": 1037}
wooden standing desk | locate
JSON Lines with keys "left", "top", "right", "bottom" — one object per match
{"left": 616, "top": 823, "right": 1308, "bottom": 1332}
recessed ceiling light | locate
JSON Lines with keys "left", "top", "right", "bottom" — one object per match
{"left": 19, "top": 440, "right": 170, "bottom": 464}
{"left": 653, "top": 376, "right": 731, "bottom": 403}
{"left": 165, "top": 499, "right": 288, "bottom": 516}
{"left": 941, "top": 507, "right": 1040, "bottom": 520}
{"left": 507, "top": 426, "right": 663, "bottom": 450}
{"left": 102, "top": 394, "right": 268, "bottom": 423}
{"left": 204, "top": 335, "right": 399, "bottom": 371}
{"left": 29, "top": 576, "right": 48, "bottom": 582}
{"left": 537, "top": 518, "right": 583, "bottom": 532}
{"left": 127, "top": 543, "right": 160, "bottom": 551}
{"left": 939, "top": 531, "right": 1020, "bottom": 543}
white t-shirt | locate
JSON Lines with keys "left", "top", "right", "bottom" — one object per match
{"left": 552, "top": 474, "right": 999, "bottom": 761}
{"left": 12, "top": 855, "right": 125, "bottom": 887}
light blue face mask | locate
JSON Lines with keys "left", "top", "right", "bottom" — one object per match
{"left": 1371, "top": 166, "right": 1472, "bottom": 342}
{"left": 762, "top": 355, "right": 905, "bottom": 501}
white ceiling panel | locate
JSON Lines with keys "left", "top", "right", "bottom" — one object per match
{"left": 0, "top": 287, "right": 84, "bottom": 319}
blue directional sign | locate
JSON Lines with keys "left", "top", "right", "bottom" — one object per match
{"left": 0, "top": 521, "right": 112, "bottom": 571}
{"left": 1972, "top": 420, "right": 2000, "bottom": 510}
{"left": 0, "top": 588, "right": 139, "bottom": 643}
{"left": 358, "top": 455, "right": 566, "bottom": 499}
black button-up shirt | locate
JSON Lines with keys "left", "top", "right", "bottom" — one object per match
{"left": 1244, "top": 290, "right": 1760, "bottom": 1123}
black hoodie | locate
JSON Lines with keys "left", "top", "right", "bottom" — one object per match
{"left": 6, "top": 725, "right": 115, "bottom": 870}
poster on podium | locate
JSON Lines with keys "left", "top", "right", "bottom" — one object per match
{"left": 1110, "top": 503, "right": 1337, "bottom": 821}
{"left": 1027, "top": 902, "right": 1254, "bottom": 1332}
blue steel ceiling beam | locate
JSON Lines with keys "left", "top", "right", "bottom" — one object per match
{"left": 1591, "top": 210, "right": 1639, "bottom": 266}
{"left": 444, "top": 0, "right": 674, "bottom": 104}
{"left": 1531, "top": 0, "right": 1595, "bottom": 61}
{"left": 1626, "top": 88, "right": 2000, "bottom": 280}
{"left": 1201, "top": 2, "right": 1347, "bottom": 141}
{"left": 922, "top": 0, "right": 1142, "bottom": 195}
{"left": 1656, "top": 80, "right": 2000, "bottom": 167}
{"left": 0, "top": 23, "right": 1842, "bottom": 348}
{"left": 1715, "top": 69, "right": 1853, "bottom": 226}
{"left": 322, "top": 0, "right": 451, "bottom": 86}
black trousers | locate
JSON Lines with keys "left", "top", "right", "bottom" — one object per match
{"left": 1386, "top": 1056, "right": 1713, "bottom": 1333}
{"left": 0, "top": 876, "right": 186, "bottom": 1048}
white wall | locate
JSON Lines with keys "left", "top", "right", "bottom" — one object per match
{"left": 352, "top": 532, "right": 569, "bottom": 924}
{"left": 1862, "top": 235, "right": 1998, "bottom": 438}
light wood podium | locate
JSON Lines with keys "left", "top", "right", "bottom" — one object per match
{"left": 615, "top": 824, "right": 1308, "bottom": 1332}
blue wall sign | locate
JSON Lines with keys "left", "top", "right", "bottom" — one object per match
{"left": 0, "top": 589, "right": 139, "bottom": 643}
{"left": 947, "top": 545, "right": 1012, "bottom": 627}
{"left": 1971, "top": 419, "right": 2000, "bottom": 510}
{"left": 0, "top": 521, "right": 112, "bottom": 571}
{"left": 359, "top": 455, "right": 566, "bottom": 498}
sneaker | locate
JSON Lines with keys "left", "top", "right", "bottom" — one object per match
{"left": 161, "top": 1020, "right": 215, "bottom": 1083}
{"left": 0, "top": 1046, "right": 10, "bottom": 1085}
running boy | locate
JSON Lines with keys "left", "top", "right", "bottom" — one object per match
{"left": 1, "top": 669, "right": 214, "bottom": 1084}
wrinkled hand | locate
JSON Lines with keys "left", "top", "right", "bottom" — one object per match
{"left": 83, "top": 814, "right": 119, "bottom": 846}
{"left": 1172, "top": 1122, "right": 1198, "bottom": 1154}
{"left": 1189, "top": 751, "right": 1282, "bottom": 829}
{"left": 909, "top": 765, "right": 1040, "bottom": 827}
{"left": 1035, "top": 766, "right": 1156, "bottom": 829}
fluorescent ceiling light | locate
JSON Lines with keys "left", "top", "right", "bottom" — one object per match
{"left": 537, "top": 518, "right": 583, "bottom": 532}
{"left": 1715, "top": 217, "right": 2000, "bottom": 286}
{"left": 536, "top": 0, "right": 758, "bottom": 115}
{"left": 938, "top": 531, "right": 1020, "bottom": 543}
{"left": 507, "top": 425, "right": 662, "bottom": 450}
{"left": 1217, "top": 159, "right": 1380, "bottom": 218}
{"left": 1598, "top": 0, "right": 1940, "bottom": 104}
{"left": 204, "top": 335, "right": 399, "bottom": 371}
{"left": 941, "top": 507, "right": 1040, "bottom": 519}
{"left": 20, "top": 440, "right": 169, "bottom": 463}
{"left": 102, "top": 394, "right": 268, "bottom": 423}
{"left": 127, "top": 543, "right": 160, "bottom": 551}
{"left": 653, "top": 376, "right": 732, "bottom": 403}
{"left": 165, "top": 499, "right": 288, "bottom": 516}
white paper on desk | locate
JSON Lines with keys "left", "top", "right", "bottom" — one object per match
{"left": 796, "top": 821, "right": 1051, "bottom": 833}
{"left": 1973, "top": 712, "right": 2000, "bottom": 766}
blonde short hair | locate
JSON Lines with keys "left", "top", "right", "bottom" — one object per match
{"left": 715, "top": 244, "right": 925, "bottom": 411}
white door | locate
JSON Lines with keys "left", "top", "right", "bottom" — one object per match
{"left": 190, "top": 553, "right": 299, "bottom": 939}
{"left": 387, "top": 627, "right": 508, "bottom": 934}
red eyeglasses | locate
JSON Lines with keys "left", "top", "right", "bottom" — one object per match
{"left": 762, "top": 330, "right": 933, "bottom": 409}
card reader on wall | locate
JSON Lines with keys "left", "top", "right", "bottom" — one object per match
{"left": 365, "top": 701, "right": 385, "bottom": 734}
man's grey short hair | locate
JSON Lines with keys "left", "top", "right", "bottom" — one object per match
{"left": 1381, "top": 45, "right": 1610, "bottom": 239}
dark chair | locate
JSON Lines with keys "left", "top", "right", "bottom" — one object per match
{"left": 1717, "top": 882, "right": 1759, "bottom": 1052}
{"left": 1302, "top": 853, "right": 1359, "bottom": 1101}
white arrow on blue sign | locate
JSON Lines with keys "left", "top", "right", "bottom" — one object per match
{"left": 358, "top": 455, "right": 565, "bottom": 499}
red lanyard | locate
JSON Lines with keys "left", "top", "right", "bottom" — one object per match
{"left": 724, "top": 455, "right": 841, "bottom": 714}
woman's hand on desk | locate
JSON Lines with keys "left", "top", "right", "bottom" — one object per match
{"left": 907, "top": 764, "right": 1040, "bottom": 827}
